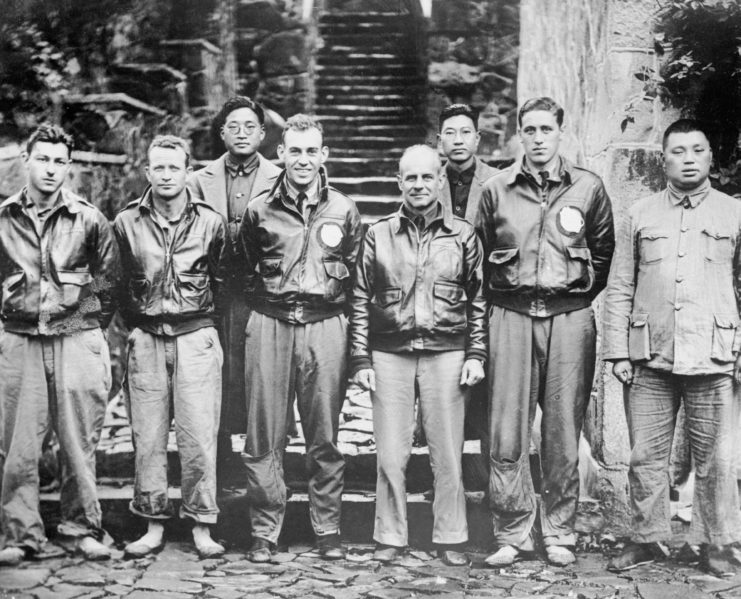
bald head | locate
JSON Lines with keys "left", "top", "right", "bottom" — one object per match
{"left": 397, "top": 144, "right": 442, "bottom": 211}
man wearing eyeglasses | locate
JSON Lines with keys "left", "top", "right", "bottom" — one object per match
{"left": 188, "top": 96, "right": 280, "bottom": 477}
{"left": 0, "top": 124, "right": 120, "bottom": 565}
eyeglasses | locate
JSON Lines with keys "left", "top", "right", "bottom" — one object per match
{"left": 224, "top": 122, "right": 260, "bottom": 135}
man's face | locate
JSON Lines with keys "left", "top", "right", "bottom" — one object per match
{"left": 24, "top": 141, "right": 71, "bottom": 198}
{"left": 397, "top": 148, "right": 441, "bottom": 211}
{"left": 220, "top": 107, "right": 265, "bottom": 160}
{"left": 518, "top": 110, "right": 562, "bottom": 168}
{"left": 438, "top": 114, "right": 480, "bottom": 166}
{"left": 663, "top": 130, "right": 712, "bottom": 190}
{"left": 278, "top": 127, "right": 328, "bottom": 190}
{"left": 145, "top": 146, "right": 191, "bottom": 200}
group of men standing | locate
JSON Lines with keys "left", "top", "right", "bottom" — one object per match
{"left": 0, "top": 93, "right": 740, "bottom": 577}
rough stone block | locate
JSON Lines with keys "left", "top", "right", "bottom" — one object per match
{"left": 609, "top": 0, "right": 660, "bottom": 49}
{"left": 255, "top": 30, "right": 309, "bottom": 77}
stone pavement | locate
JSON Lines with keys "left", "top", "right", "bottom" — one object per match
{"left": 3, "top": 540, "right": 741, "bottom": 599}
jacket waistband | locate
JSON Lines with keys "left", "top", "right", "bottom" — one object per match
{"left": 488, "top": 292, "right": 592, "bottom": 318}
{"left": 252, "top": 300, "right": 344, "bottom": 324}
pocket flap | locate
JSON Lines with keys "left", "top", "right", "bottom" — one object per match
{"left": 640, "top": 228, "right": 668, "bottom": 240}
{"left": 177, "top": 272, "right": 208, "bottom": 290}
{"left": 714, "top": 314, "right": 738, "bottom": 329}
{"left": 703, "top": 229, "right": 731, "bottom": 240}
{"left": 488, "top": 247, "right": 519, "bottom": 264}
{"left": 323, "top": 261, "right": 350, "bottom": 280}
{"left": 3, "top": 270, "right": 24, "bottom": 291}
{"left": 375, "top": 287, "right": 401, "bottom": 308}
{"left": 433, "top": 282, "right": 465, "bottom": 304}
{"left": 56, "top": 270, "right": 92, "bottom": 286}
{"left": 566, "top": 245, "right": 591, "bottom": 261}
{"left": 258, "top": 258, "right": 281, "bottom": 277}
{"left": 630, "top": 313, "right": 648, "bottom": 327}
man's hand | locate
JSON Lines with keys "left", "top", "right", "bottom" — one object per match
{"left": 352, "top": 368, "right": 376, "bottom": 392}
{"left": 734, "top": 354, "right": 741, "bottom": 385}
{"left": 612, "top": 359, "right": 634, "bottom": 385}
{"left": 460, "top": 359, "right": 485, "bottom": 387}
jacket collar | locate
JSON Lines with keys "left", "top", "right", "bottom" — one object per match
{"left": 2, "top": 187, "right": 83, "bottom": 214}
{"left": 506, "top": 155, "right": 573, "bottom": 187}
{"left": 264, "top": 166, "right": 330, "bottom": 209}
{"left": 135, "top": 186, "right": 206, "bottom": 216}
{"left": 392, "top": 199, "right": 452, "bottom": 234}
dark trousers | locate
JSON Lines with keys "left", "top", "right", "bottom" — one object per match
{"left": 487, "top": 305, "right": 595, "bottom": 548}
{"left": 242, "top": 312, "right": 347, "bottom": 544}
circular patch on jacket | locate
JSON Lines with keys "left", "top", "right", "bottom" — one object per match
{"left": 557, "top": 206, "right": 585, "bottom": 236}
{"left": 319, "top": 222, "right": 344, "bottom": 248}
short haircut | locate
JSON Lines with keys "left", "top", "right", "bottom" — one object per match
{"left": 439, "top": 103, "right": 479, "bottom": 131}
{"left": 148, "top": 134, "right": 191, "bottom": 166}
{"left": 282, "top": 113, "right": 323, "bottom": 144}
{"left": 215, "top": 96, "right": 265, "bottom": 130}
{"left": 662, "top": 118, "right": 710, "bottom": 150}
{"left": 518, "top": 96, "right": 564, "bottom": 128}
{"left": 26, "top": 124, "right": 74, "bottom": 158}
{"left": 398, "top": 144, "right": 441, "bottom": 173}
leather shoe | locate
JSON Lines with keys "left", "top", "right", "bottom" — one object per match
{"left": 437, "top": 549, "right": 469, "bottom": 566}
{"left": 373, "top": 544, "right": 404, "bottom": 563}
{"left": 247, "top": 537, "right": 275, "bottom": 563}
{"left": 607, "top": 542, "right": 662, "bottom": 572}
{"left": 124, "top": 539, "right": 164, "bottom": 559}
{"left": 317, "top": 533, "right": 346, "bottom": 560}
{"left": 701, "top": 544, "right": 738, "bottom": 578}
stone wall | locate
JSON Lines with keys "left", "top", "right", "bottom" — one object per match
{"left": 425, "top": 0, "right": 519, "bottom": 160}
{"left": 517, "top": 0, "right": 679, "bottom": 532}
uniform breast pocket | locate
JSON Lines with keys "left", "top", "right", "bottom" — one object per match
{"left": 488, "top": 247, "right": 519, "bottom": 289}
{"left": 638, "top": 229, "right": 670, "bottom": 264}
{"left": 432, "top": 282, "right": 467, "bottom": 329}
{"left": 702, "top": 229, "right": 733, "bottom": 265}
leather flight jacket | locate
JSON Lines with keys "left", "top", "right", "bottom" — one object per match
{"left": 0, "top": 188, "right": 120, "bottom": 335}
{"left": 237, "top": 168, "right": 362, "bottom": 324}
{"left": 349, "top": 202, "right": 487, "bottom": 374}
{"left": 476, "top": 157, "right": 615, "bottom": 317}
{"left": 113, "top": 188, "right": 228, "bottom": 336}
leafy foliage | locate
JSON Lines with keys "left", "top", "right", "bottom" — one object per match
{"left": 655, "top": 0, "right": 741, "bottom": 196}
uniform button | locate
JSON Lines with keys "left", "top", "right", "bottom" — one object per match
{"left": 675, "top": 304, "right": 682, "bottom": 311}
{"left": 676, "top": 275, "right": 684, "bottom": 282}
{"left": 236, "top": 193, "right": 244, "bottom": 198}
{"left": 678, "top": 251, "right": 686, "bottom": 257}
{"left": 681, "top": 226, "right": 688, "bottom": 232}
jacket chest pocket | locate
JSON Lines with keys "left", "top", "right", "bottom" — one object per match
{"left": 57, "top": 270, "right": 93, "bottom": 310}
{"left": 488, "top": 247, "right": 519, "bottom": 290}
{"left": 565, "top": 245, "right": 594, "bottom": 293}
{"left": 258, "top": 258, "right": 282, "bottom": 294}
{"left": 177, "top": 272, "right": 212, "bottom": 312}
{"left": 323, "top": 260, "right": 349, "bottom": 300}
{"left": 638, "top": 229, "right": 669, "bottom": 264}
{"left": 1, "top": 271, "right": 26, "bottom": 314}
{"left": 433, "top": 282, "right": 467, "bottom": 329}
{"left": 370, "top": 287, "right": 402, "bottom": 333}
{"left": 702, "top": 229, "right": 733, "bottom": 265}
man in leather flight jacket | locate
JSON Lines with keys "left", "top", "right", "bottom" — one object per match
{"left": 476, "top": 97, "right": 614, "bottom": 567}
{"left": 237, "top": 114, "right": 362, "bottom": 562}
{"left": 0, "top": 125, "right": 120, "bottom": 565}
{"left": 114, "top": 135, "right": 228, "bottom": 559}
{"left": 350, "top": 145, "right": 486, "bottom": 566}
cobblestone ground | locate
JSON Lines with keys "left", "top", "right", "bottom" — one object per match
{"left": 2, "top": 541, "right": 741, "bottom": 599}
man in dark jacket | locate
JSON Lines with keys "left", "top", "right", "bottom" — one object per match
{"left": 350, "top": 144, "right": 486, "bottom": 566}
{"left": 0, "top": 124, "right": 120, "bottom": 565}
{"left": 237, "top": 114, "right": 362, "bottom": 562}
{"left": 114, "top": 135, "right": 228, "bottom": 559}
{"left": 476, "top": 97, "right": 615, "bottom": 567}
{"left": 187, "top": 96, "right": 281, "bottom": 472}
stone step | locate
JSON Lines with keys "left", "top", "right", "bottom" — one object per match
{"left": 332, "top": 148, "right": 404, "bottom": 160}
{"left": 325, "top": 136, "right": 420, "bottom": 149}
{"left": 326, "top": 156, "right": 400, "bottom": 178}
{"left": 316, "top": 53, "right": 416, "bottom": 67}
{"left": 319, "top": 12, "right": 413, "bottom": 25}
{"left": 321, "top": 122, "right": 426, "bottom": 136}
{"left": 316, "top": 104, "right": 418, "bottom": 117}
{"left": 317, "top": 84, "right": 426, "bottom": 96}
{"left": 329, "top": 176, "right": 400, "bottom": 197}
{"left": 318, "top": 93, "right": 421, "bottom": 107}
{"left": 316, "top": 63, "right": 420, "bottom": 77}
{"left": 40, "top": 486, "right": 604, "bottom": 550}
{"left": 318, "top": 74, "right": 426, "bottom": 86}
{"left": 320, "top": 33, "right": 412, "bottom": 51}
{"left": 353, "top": 195, "right": 402, "bottom": 222}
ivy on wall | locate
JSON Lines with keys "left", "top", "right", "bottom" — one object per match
{"left": 654, "top": 0, "right": 741, "bottom": 195}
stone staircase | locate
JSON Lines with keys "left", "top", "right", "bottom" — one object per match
{"left": 315, "top": 7, "right": 428, "bottom": 220}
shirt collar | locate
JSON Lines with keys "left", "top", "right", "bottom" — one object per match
{"left": 666, "top": 179, "right": 711, "bottom": 208}
{"left": 284, "top": 178, "right": 319, "bottom": 207}
{"left": 21, "top": 187, "right": 76, "bottom": 214}
{"left": 507, "top": 156, "right": 572, "bottom": 187}
{"left": 225, "top": 152, "right": 259, "bottom": 178}
{"left": 446, "top": 161, "right": 476, "bottom": 184}
{"left": 394, "top": 199, "right": 451, "bottom": 233}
